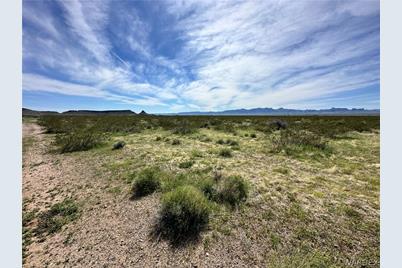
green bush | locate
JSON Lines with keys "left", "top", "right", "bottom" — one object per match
{"left": 55, "top": 131, "right": 103, "bottom": 153}
{"left": 159, "top": 186, "right": 211, "bottom": 238}
{"left": 132, "top": 167, "right": 162, "bottom": 197}
{"left": 217, "top": 176, "right": 249, "bottom": 206}
{"left": 250, "top": 133, "right": 257, "bottom": 138}
{"left": 218, "top": 148, "right": 233, "bottom": 157}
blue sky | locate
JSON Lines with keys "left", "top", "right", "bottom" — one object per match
{"left": 22, "top": 0, "right": 380, "bottom": 113}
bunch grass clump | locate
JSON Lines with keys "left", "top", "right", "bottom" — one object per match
{"left": 132, "top": 167, "right": 163, "bottom": 197}
{"left": 159, "top": 186, "right": 211, "bottom": 239}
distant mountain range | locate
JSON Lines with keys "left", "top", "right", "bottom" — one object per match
{"left": 175, "top": 107, "right": 380, "bottom": 116}
{"left": 22, "top": 108, "right": 138, "bottom": 116}
{"left": 23, "top": 107, "right": 380, "bottom": 117}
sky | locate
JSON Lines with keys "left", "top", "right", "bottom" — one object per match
{"left": 22, "top": 0, "right": 380, "bottom": 113}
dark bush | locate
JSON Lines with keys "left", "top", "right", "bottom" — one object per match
{"left": 250, "top": 133, "right": 257, "bottom": 138}
{"left": 159, "top": 186, "right": 211, "bottom": 239}
{"left": 217, "top": 139, "right": 225, "bottom": 145}
{"left": 218, "top": 148, "right": 233, "bottom": 157}
{"left": 269, "top": 119, "right": 288, "bottom": 130}
{"left": 171, "top": 139, "right": 181, "bottom": 145}
{"left": 112, "top": 141, "right": 125, "bottom": 150}
{"left": 132, "top": 167, "right": 162, "bottom": 197}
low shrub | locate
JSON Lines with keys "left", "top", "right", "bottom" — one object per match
{"left": 216, "top": 139, "right": 225, "bottom": 145}
{"left": 218, "top": 148, "right": 233, "bottom": 157}
{"left": 217, "top": 175, "right": 249, "bottom": 206}
{"left": 159, "top": 186, "right": 211, "bottom": 239}
{"left": 250, "top": 133, "right": 257, "bottom": 138}
{"left": 132, "top": 167, "right": 162, "bottom": 197}
{"left": 268, "top": 119, "right": 288, "bottom": 130}
{"left": 112, "top": 141, "right": 125, "bottom": 150}
{"left": 171, "top": 139, "right": 181, "bottom": 145}
{"left": 155, "top": 136, "right": 162, "bottom": 141}
{"left": 55, "top": 131, "right": 103, "bottom": 153}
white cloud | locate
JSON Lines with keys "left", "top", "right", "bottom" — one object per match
{"left": 22, "top": 0, "right": 379, "bottom": 111}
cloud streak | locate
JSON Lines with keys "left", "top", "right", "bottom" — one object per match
{"left": 22, "top": 0, "right": 380, "bottom": 112}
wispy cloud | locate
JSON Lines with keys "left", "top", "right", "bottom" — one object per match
{"left": 22, "top": 0, "right": 379, "bottom": 112}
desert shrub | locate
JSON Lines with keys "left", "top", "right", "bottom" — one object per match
{"left": 271, "top": 129, "right": 328, "bottom": 153}
{"left": 217, "top": 175, "right": 249, "bottom": 206}
{"left": 159, "top": 186, "right": 211, "bottom": 238}
{"left": 268, "top": 119, "right": 288, "bottom": 130}
{"left": 179, "top": 161, "right": 194, "bottom": 169}
{"left": 244, "top": 133, "right": 249, "bottom": 137}
{"left": 132, "top": 167, "right": 162, "bottom": 197}
{"left": 250, "top": 133, "right": 257, "bottom": 138}
{"left": 218, "top": 148, "right": 233, "bottom": 157}
{"left": 171, "top": 139, "right": 181, "bottom": 145}
{"left": 112, "top": 141, "right": 125, "bottom": 150}
{"left": 216, "top": 139, "right": 225, "bottom": 145}
{"left": 55, "top": 131, "right": 103, "bottom": 153}
{"left": 155, "top": 136, "right": 162, "bottom": 141}
{"left": 36, "top": 199, "right": 79, "bottom": 235}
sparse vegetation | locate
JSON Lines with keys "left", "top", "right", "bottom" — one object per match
{"left": 25, "top": 114, "right": 380, "bottom": 266}
{"left": 36, "top": 199, "right": 80, "bottom": 235}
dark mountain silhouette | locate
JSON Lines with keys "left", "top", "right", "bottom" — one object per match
{"left": 22, "top": 108, "right": 59, "bottom": 116}
{"left": 22, "top": 108, "right": 137, "bottom": 116}
{"left": 62, "top": 110, "right": 136, "bottom": 116}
